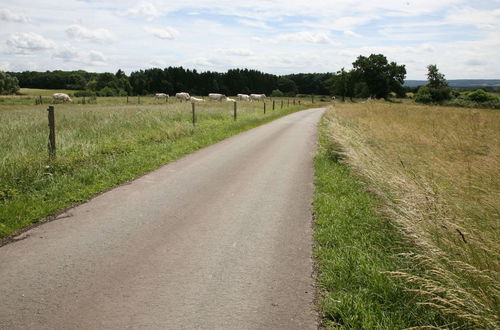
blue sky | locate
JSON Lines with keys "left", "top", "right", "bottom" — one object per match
{"left": 1, "top": 0, "right": 499, "bottom": 79}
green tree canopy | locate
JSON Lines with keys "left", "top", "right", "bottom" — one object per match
{"left": 415, "top": 65, "right": 451, "bottom": 103}
{"left": 0, "top": 72, "right": 20, "bottom": 95}
{"left": 352, "top": 54, "right": 406, "bottom": 99}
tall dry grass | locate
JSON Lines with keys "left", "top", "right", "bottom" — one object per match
{"left": 324, "top": 101, "right": 499, "bottom": 328}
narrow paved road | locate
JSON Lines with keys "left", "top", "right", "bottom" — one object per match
{"left": 0, "top": 108, "right": 324, "bottom": 330}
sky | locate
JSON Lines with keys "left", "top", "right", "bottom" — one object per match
{"left": 1, "top": 0, "right": 500, "bottom": 79}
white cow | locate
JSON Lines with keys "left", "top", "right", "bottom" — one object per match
{"left": 175, "top": 92, "right": 190, "bottom": 101}
{"left": 237, "top": 94, "right": 250, "bottom": 101}
{"left": 189, "top": 97, "right": 204, "bottom": 102}
{"left": 225, "top": 97, "right": 236, "bottom": 102}
{"left": 52, "top": 93, "right": 72, "bottom": 103}
{"left": 155, "top": 93, "right": 169, "bottom": 100}
{"left": 250, "top": 94, "right": 266, "bottom": 101}
{"left": 208, "top": 93, "right": 226, "bottom": 101}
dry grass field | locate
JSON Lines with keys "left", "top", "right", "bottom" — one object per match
{"left": 322, "top": 101, "right": 499, "bottom": 327}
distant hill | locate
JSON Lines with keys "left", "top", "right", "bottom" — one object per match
{"left": 405, "top": 79, "right": 500, "bottom": 89}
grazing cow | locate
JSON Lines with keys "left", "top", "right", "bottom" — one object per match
{"left": 250, "top": 94, "right": 266, "bottom": 101}
{"left": 208, "top": 93, "right": 226, "bottom": 101}
{"left": 189, "top": 97, "right": 204, "bottom": 102}
{"left": 175, "top": 92, "right": 190, "bottom": 102}
{"left": 155, "top": 93, "right": 169, "bottom": 100}
{"left": 237, "top": 94, "right": 250, "bottom": 101}
{"left": 52, "top": 93, "right": 72, "bottom": 103}
{"left": 225, "top": 97, "right": 236, "bottom": 102}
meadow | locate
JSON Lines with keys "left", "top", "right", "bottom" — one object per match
{"left": 315, "top": 101, "right": 499, "bottom": 328}
{"left": 0, "top": 89, "right": 317, "bottom": 239}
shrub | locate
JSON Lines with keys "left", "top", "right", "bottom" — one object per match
{"left": 74, "top": 90, "right": 96, "bottom": 97}
{"left": 271, "top": 89, "right": 284, "bottom": 97}
{"left": 0, "top": 71, "right": 20, "bottom": 95}
{"left": 415, "top": 85, "right": 451, "bottom": 104}
{"left": 466, "top": 89, "right": 498, "bottom": 103}
{"left": 414, "top": 86, "right": 433, "bottom": 104}
{"left": 97, "top": 87, "right": 117, "bottom": 97}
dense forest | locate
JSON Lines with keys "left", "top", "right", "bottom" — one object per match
{"left": 8, "top": 68, "right": 333, "bottom": 97}
{"left": 4, "top": 54, "right": 412, "bottom": 99}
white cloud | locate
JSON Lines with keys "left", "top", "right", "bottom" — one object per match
{"left": 238, "top": 19, "right": 270, "bottom": 29}
{"left": 65, "top": 25, "right": 114, "bottom": 43}
{"left": 89, "top": 50, "right": 106, "bottom": 63}
{"left": 277, "top": 31, "right": 340, "bottom": 45}
{"left": 52, "top": 48, "right": 79, "bottom": 61}
{"left": 465, "top": 59, "right": 486, "bottom": 66}
{"left": 224, "top": 48, "right": 253, "bottom": 56}
{"left": 0, "top": 8, "right": 29, "bottom": 23}
{"left": 52, "top": 47, "right": 107, "bottom": 66}
{"left": 5, "top": 32, "right": 55, "bottom": 54}
{"left": 144, "top": 26, "right": 180, "bottom": 40}
{"left": 125, "top": 2, "right": 162, "bottom": 21}
{"left": 445, "top": 7, "right": 500, "bottom": 30}
{"left": 344, "top": 30, "right": 362, "bottom": 38}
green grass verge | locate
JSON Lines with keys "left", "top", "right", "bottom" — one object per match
{"left": 0, "top": 105, "right": 307, "bottom": 239}
{"left": 313, "top": 116, "right": 452, "bottom": 328}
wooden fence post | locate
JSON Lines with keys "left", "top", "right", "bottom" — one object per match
{"left": 287, "top": 99, "right": 290, "bottom": 106}
{"left": 293, "top": 99, "right": 296, "bottom": 105}
{"left": 39, "top": 95, "right": 43, "bottom": 105}
{"left": 126, "top": 96, "right": 129, "bottom": 104}
{"left": 263, "top": 102, "right": 266, "bottom": 114}
{"left": 281, "top": 100, "right": 283, "bottom": 109}
{"left": 47, "top": 106, "right": 56, "bottom": 159}
{"left": 272, "top": 100, "right": 275, "bottom": 110}
{"left": 233, "top": 102, "right": 237, "bottom": 120}
{"left": 299, "top": 100, "right": 301, "bottom": 105}
{"left": 311, "top": 95, "right": 314, "bottom": 103}
{"left": 192, "top": 102, "right": 196, "bottom": 126}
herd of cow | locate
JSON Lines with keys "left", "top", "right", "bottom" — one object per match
{"left": 51, "top": 92, "right": 266, "bottom": 103}
{"left": 157, "top": 93, "right": 266, "bottom": 103}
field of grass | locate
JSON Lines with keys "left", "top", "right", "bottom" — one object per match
{"left": 0, "top": 88, "right": 317, "bottom": 107}
{"left": 314, "top": 118, "right": 450, "bottom": 328}
{"left": 0, "top": 93, "right": 322, "bottom": 239}
{"left": 316, "top": 102, "right": 498, "bottom": 328}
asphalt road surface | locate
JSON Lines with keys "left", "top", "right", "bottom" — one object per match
{"left": 0, "top": 108, "right": 325, "bottom": 329}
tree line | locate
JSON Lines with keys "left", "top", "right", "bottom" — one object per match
{"left": 6, "top": 67, "right": 333, "bottom": 97}
{"left": 2, "top": 54, "right": 411, "bottom": 99}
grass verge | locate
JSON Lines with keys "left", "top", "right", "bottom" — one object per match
{"left": 313, "top": 111, "right": 470, "bottom": 328}
{"left": 0, "top": 103, "right": 309, "bottom": 240}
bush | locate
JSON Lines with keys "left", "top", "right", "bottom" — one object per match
{"left": 0, "top": 71, "right": 20, "bottom": 95}
{"left": 271, "top": 89, "right": 284, "bottom": 97}
{"left": 415, "top": 85, "right": 451, "bottom": 104}
{"left": 97, "top": 87, "right": 117, "bottom": 97}
{"left": 444, "top": 98, "right": 500, "bottom": 109}
{"left": 466, "top": 89, "right": 498, "bottom": 103}
{"left": 414, "top": 86, "right": 433, "bottom": 104}
{"left": 74, "top": 90, "right": 96, "bottom": 97}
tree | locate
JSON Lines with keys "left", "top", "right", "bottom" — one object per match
{"left": 0, "top": 72, "right": 20, "bottom": 94}
{"left": 326, "top": 68, "right": 356, "bottom": 101}
{"left": 427, "top": 64, "right": 447, "bottom": 88}
{"left": 277, "top": 77, "right": 298, "bottom": 96}
{"left": 352, "top": 54, "right": 406, "bottom": 99}
{"left": 415, "top": 65, "right": 451, "bottom": 103}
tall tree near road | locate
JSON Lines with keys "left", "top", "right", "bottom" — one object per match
{"left": 352, "top": 54, "right": 406, "bottom": 99}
